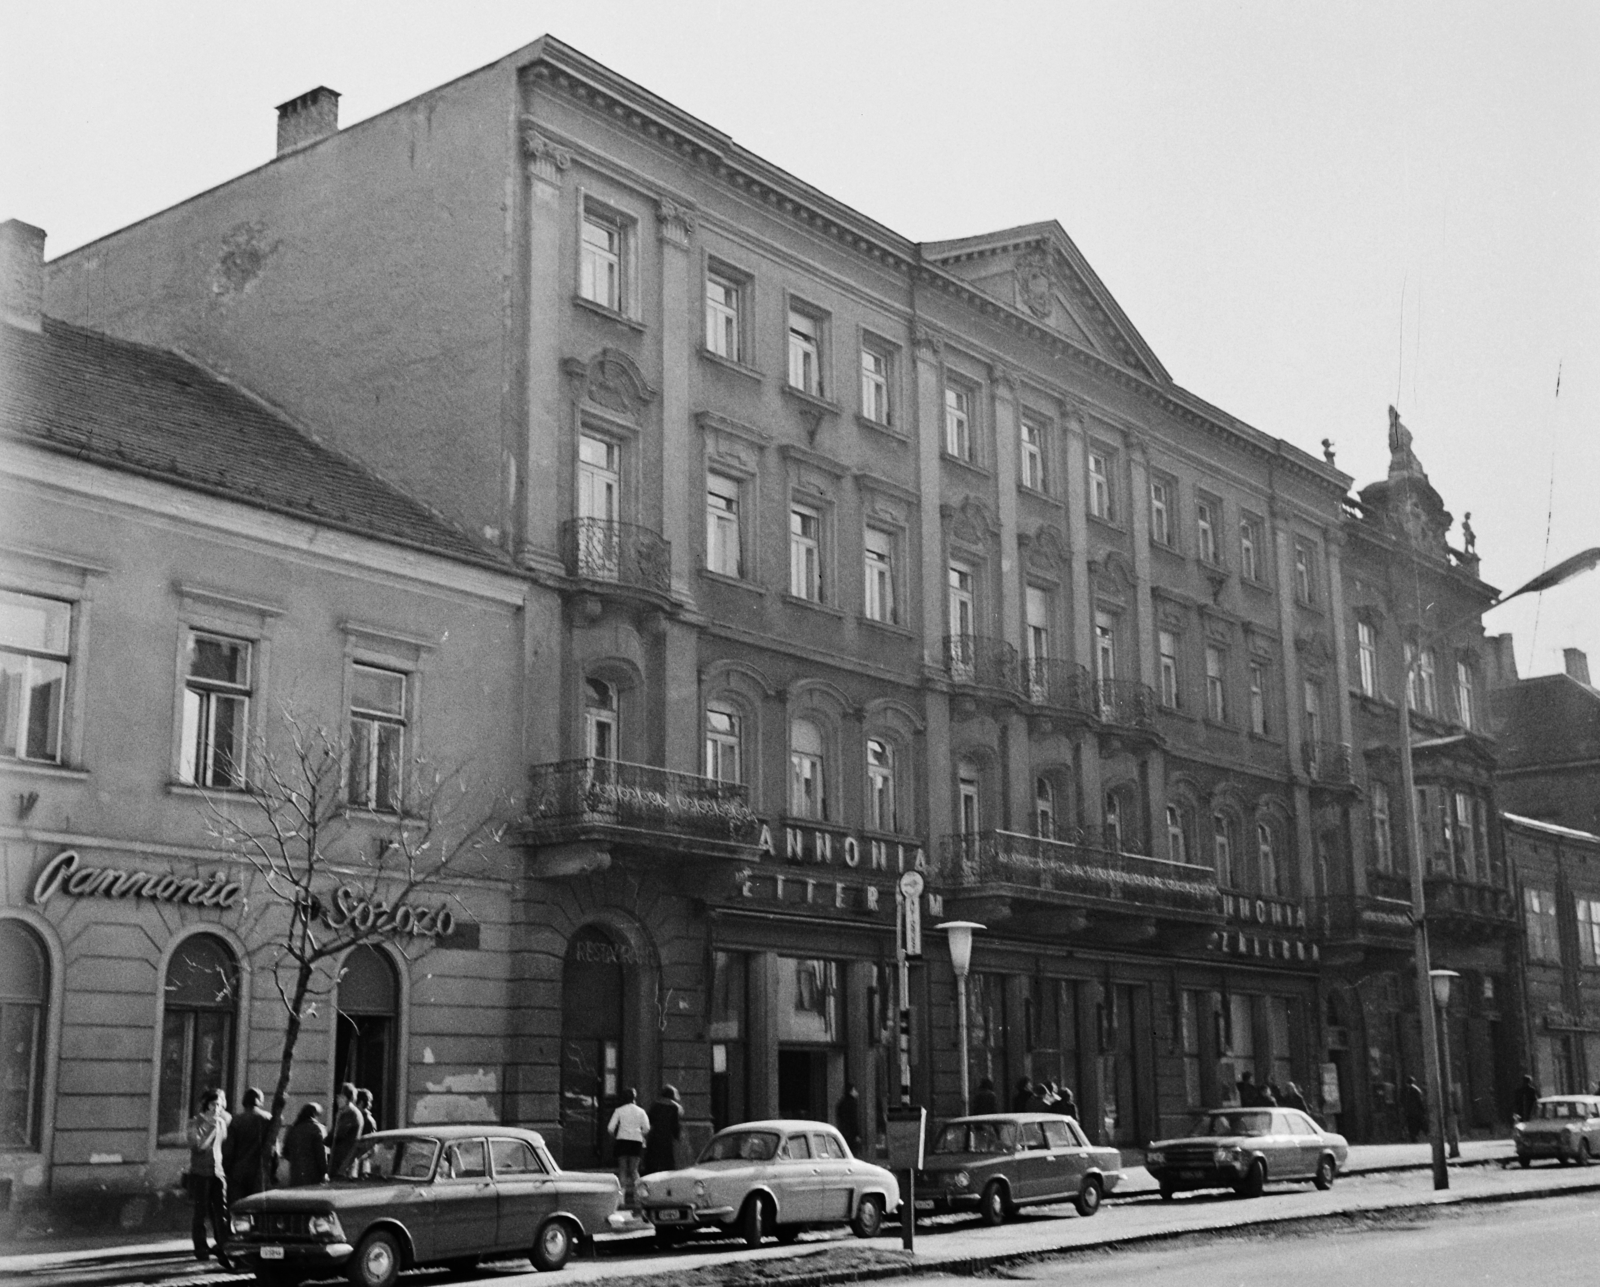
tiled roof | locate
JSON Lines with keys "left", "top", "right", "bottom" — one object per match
{"left": 1, "top": 317, "right": 513, "bottom": 571}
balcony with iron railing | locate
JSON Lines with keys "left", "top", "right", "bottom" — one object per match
{"left": 1022, "top": 658, "right": 1095, "bottom": 717}
{"left": 519, "top": 758, "right": 762, "bottom": 874}
{"left": 1301, "top": 739, "right": 1355, "bottom": 786}
{"left": 1422, "top": 873, "right": 1517, "bottom": 935}
{"left": 1091, "top": 678, "right": 1158, "bottom": 731}
{"left": 1312, "top": 893, "right": 1415, "bottom": 959}
{"left": 559, "top": 518, "right": 672, "bottom": 597}
{"left": 943, "top": 634, "right": 1020, "bottom": 693}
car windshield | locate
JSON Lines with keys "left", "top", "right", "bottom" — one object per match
{"left": 1187, "top": 1112, "right": 1272, "bottom": 1137}
{"left": 351, "top": 1136, "right": 439, "bottom": 1181}
{"left": 699, "top": 1130, "right": 780, "bottom": 1163}
{"left": 932, "top": 1121, "right": 1018, "bottom": 1154}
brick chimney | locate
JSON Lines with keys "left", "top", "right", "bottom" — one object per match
{"left": 1, "top": 219, "right": 45, "bottom": 332}
{"left": 1565, "top": 648, "right": 1592, "bottom": 686}
{"left": 275, "top": 87, "right": 340, "bottom": 156}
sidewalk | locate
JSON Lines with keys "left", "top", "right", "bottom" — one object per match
{"left": 0, "top": 1139, "right": 1519, "bottom": 1277}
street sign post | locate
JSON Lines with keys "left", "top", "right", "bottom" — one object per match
{"left": 886, "top": 1105, "right": 926, "bottom": 1251}
{"left": 894, "top": 870, "right": 924, "bottom": 1106}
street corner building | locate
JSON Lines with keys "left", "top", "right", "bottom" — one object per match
{"left": 0, "top": 35, "right": 1536, "bottom": 1229}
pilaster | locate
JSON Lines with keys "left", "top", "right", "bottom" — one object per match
{"left": 656, "top": 198, "right": 698, "bottom": 608}
{"left": 914, "top": 328, "right": 947, "bottom": 671}
{"left": 519, "top": 126, "right": 571, "bottom": 576}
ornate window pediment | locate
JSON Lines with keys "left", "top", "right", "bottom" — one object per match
{"left": 563, "top": 349, "right": 657, "bottom": 421}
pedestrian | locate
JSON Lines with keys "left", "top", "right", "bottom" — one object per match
{"left": 1025, "top": 1081, "right": 1052, "bottom": 1112}
{"left": 282, "top": 1103, "right": 328, "bottom": 1187}
{"left": 1401, "top": 1077, "right": 1427, "bottom": 1142}
{"left": 1043, "top": 1080, "right": 1061, "bottom": 1107}
{"left": 1260, "top": 1082, "right": 1279, "bottom": 1107}
{"left": 608, "top": 1088, "right": 651, "bottom": 1207}
{"left": 1011, "top": 1076, "right": 1035, "bottom": 1112}
{"left": 329, "top": 1082, "right": 365, "bottom": 1177}
{"left": 354, "top": 1087, "right": 379, "bottom": 1136}
{"left": 222, "top": 1087, "right": 274, "bottom": 1201}
{"left": 1236, "top": 1070, "right": 1260, "bottom": 1107}
{"left": 970, "top": 1076, "right": 999, "bottom": 1115}
{"left": 1280, "top": 1081, "right": 1309, "bottom": 1114}
{"left": 1055, "top": 1086, "right": 1078, "bottom": 1120}
{"left": 184, "top": 1089, "right": 231, "bottom": 1266}
{"left": 1513, "top": 1073, "right": 1540, "bottom": 1122}
{"left": 642, "top": 1085, "right": 682, "bottom": 1175}
{"left": 834, "top": 1082, "right": 861, "bottom": 1154}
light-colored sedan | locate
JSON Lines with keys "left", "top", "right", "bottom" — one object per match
{"left": 636, "top": 1119, "right": 900, "bottom": 1249}
{"left": 1515, "top": 1095, "right": 1600, "bottom": 1166}
{"left": 1145, "top": 1107, "right": 1348, "bottom": 1199}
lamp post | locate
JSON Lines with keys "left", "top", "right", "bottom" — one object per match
{"left": 1393, "top": 545, "right": 1599, "bottom": 1191}
{"left": 1430, "top": 969, "right": 1461, "bottom": 1158}
{"left": 937, "top": 921, "right": 985, "bottom": 1113}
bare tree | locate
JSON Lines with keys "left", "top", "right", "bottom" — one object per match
{"left": 200, "top": 706, "right": 512, "bottom": 1166}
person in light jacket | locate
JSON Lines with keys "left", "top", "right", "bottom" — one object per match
{"left": 283, "top": 1103, "right": 329, "bottom": 1187}
{"left": 606, "top": 1087, "right": 651, "bottom": 1207}
{"left": 185, "top": 1089, "right": 231, "bottom": 1265}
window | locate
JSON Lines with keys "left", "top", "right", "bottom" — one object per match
{"left": 1020, "top": 418, "right": 1046, "bottom": 491}
{"left": 578, "top": 433, "right": 620, "bottom": 522}
{"left": 1149, "top": 479, "right": 1172, "bottom": 547}
{"left": 1266, "top": 997, "right": 1294, "bottom": 1092}
{"left": 1158, "top": 630, "right": 1180, "bottom": 709}
{"left": 706, "top": 472, "right": 743, "bottom": 577}
{"left": 1240, "top": 516, "right": 1264, "bottom": 583}
{"left": 1248, "top": 661, "right": 1268, "bottom": 735}
{"left": 1407, "top": 645, "right": 1438, "bottom": 714}
{"left": 1456, "top": 659, "right": 1476, "bottom": 729}
{"left": 1302, "top": 678, "right": 1322, "bottom": 746}
{"left": 1196, "top": 499, "right": 1218, "bottom": 565}
{"left": 789, "top": 504, "right": 823, "bottom": 601}
{"left": 861, "top": 345, "right": 891, "bottom": 425}
{"left": 1525, "top": 888, "right": 1560, "bottom": 962}
{"left": 1357, "top": 621, "right": 1377, "bottom": 697}
{"left": 1103, "top": 790, "right": 1123, "bottom": 852}
{"left": 947, "top": 562, "right": 975, "bottom": 643}
{"left": 491, "top": 1138, "right": 545, "bottom": 1176}
{"left": 0, "top": 920, "right": 48, "bottom": 1148}
{"left": 1213, "top": 813, "right": 1236, "bottom": 887}
{"left": 1370, "top": 782, "right": 1394, "bottom": 873}
{"left": 1293, "top": 542, "right": 1315, "bottom": 605}
{"left": 705, "top": 704, "right": 742, "bottom": 783}
{"left": 0, "top": 589, "right": 70, "bottom": 764}
{"left": 944, "top": 385, "right": 973, "bottom": 461}
{"left": 1094, "top": 611, "right": 1116, "bottom": 683}
{"left": 157, "top": 934, "right": 239, "bottom": 1145}
{"left": 585, "top": 678, "right": 618, "bottom": 760}
{"left": 958, "top": 763, "right": 981, "bottom": 834}
{"left": 1206, "top": 646, "right": 1228, "bottom": 722}
{"left": 864, "top": 527, "right": 896, "bottom": 623}
{"left": 788, "top": 308, "right": 823, "bottom": 395}
{"left": 579, "top": 208, "right": 624, "bottom": 311}
{"left": 1035, "top": 777, "right": 1055, "bottom": 839}
{"left": 1180, "top": 992, "right": 1204, "bottom": 1107}
{"left": 1453, "top": 791, "right": 1478, "bottom": 879}
{"left": 866, "top": 737, "right": 896, "bottom": 833}
{"left": 1026, "top": 587, "right": 1051, "bottom": 700}
{"left": 349, "top": 664, "right": 406, "bottom": 813}
{"left": 1229, "top": 994, "right": 1256, "bottom": 1084}
{"left": 1088, "top": 451, "right": 1113, "bottom": 521}
{"left": 705, "top": 270, "right": 743, "bottom": 361}
{"left": 1166, "top": 804, "right": 1189, "bottom": 863}
{"left": 790, "top": 719, "right": 826, "bottom": 819}
{"left": 1257, "top": 822, "right": 1279, "bottom": 897}
{"left": 1577, "top": 899, "right": 1600, "bottom": 968}
{"left": 180, "top": 632, "right": 251, "bottom": 789}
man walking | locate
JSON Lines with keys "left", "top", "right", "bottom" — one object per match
{"left": 607, "top": 1087, "right": 651, "bottom": 1207}
{"left": 1513, "top": 1073, "right": 1540, "bottom": 1122}
{"left": 222, "top": 1087, "right": 274, "bottom": 1201}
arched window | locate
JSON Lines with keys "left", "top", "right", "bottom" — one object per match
{"left": 335, "top": 946, "right": 400, "bottom": 1129}
{"left": 1212, "top": 812, "right": 1238, "bottom": 888}
{"left": 585, "top": 678, "right": 617, "bottom": 761}
{"left": 158, "top": 934, "right": 239, "bottom": 1144}
{"left": 1035, "top": 777, "right": 1056, "bottom": 839}
{"left": 704, "top": 702, "right": 742, "bottom": 783}
{"left": 866, "top": 737, "right": 897, "bottom": 833}
{"left": 1257, "top": 822, "right": 1279, "bottom": 897}
{"left": 0, "top": 921, "right": 48, "bottom": 1148}
{"left": 1166, "top": 804, "right": 1190, "bottom": 864}
{"left": 790, "top": 718, "right": 826, "bottom": 819}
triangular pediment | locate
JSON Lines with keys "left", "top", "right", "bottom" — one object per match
{"left": 923, "top": 222, "right": 1167, "bottom": 382}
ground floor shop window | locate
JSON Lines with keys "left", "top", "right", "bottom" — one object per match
{"left": 708, "top": 950, "right": 748, "bottom": 1131}
{"left": 1227, "top": 993, "right": 1256, "bottom": 1100}
{"left": 560, "top": 925, "right": 627, "bottom": 1169}
{"left": 157, "top": 934, "right": 239, "bottom": 1145}
{"left": 1025, "top": 976, "right": 1081, "bottom": 1103}
{"left": 0, "top": 920, "right": 48, "bottom": 1148}
{"left": 335, "top": 945, "right": 399, "bottom": 1129}
{"left": 966, "top": 972, "right": 1009, "bottom": 1111}
{"left": 1266, "top": 996, "right": 1295, "bottom": 1094}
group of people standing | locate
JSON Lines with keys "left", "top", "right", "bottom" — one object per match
{"left": 966, "top": 1076, "right": 1080, "bottom": 1119}
{"left": 1236, "top": 1070, "right": 1310, "bottom": 1113}
{"left": 184, "top": 1082, "right": 379, "bottom": 1264}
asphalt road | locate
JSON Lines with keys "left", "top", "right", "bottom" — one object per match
{"left": 896, "top": 1192, "right": 1600, "bottom": 1287}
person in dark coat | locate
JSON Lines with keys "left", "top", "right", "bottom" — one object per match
{"left": 642, "top": 1085, "right": 683, "bottom": 1175}
{"left": 1280, "top": 1082, "right": 1309, "bottom": 1114}
{"left": 1025, "top": 1081, "right": 1052, "bottom": 1112}
{"left": 1237, "top": 1071, "right": 1260, "bottom": 1107}
{"left": 1055, "top": 1086, "right": 1079, "bottom": 1120}
{"left": 222, "top": 1087, "right": 274, "bottom": 1201}
{"left": 329, "top": 1083, "right": 365, "bottom": 1177}
{"left": 970, "top": 1077, "right": 999, "bottom": 1115}
{"left": 1401, "top": 1077, "right": 1427, "bottom": 1142}
{"left": 834, "top": 1083, "right": 861, "bottom": 1153}
{"left": 283, "top": 1103, "right": 328, "bottom": 1187}
{"left": 354, "top": 1088, "right": 379, "bottom": 1136}
{"left": 1011, "top": 1076, "right": 1035, "bottom": 1112}
{"left": 1513, "top": 1073, "right": 1540, "bottom": 1122}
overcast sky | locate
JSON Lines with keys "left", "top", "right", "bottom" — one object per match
{"left": 4, "top": 1, "right": 1596, "bottom": 676}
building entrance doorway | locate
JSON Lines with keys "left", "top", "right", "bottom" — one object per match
{"left": 560, "top": 925, "right": 627, "bottom": 1168}
{"left": 775, "top": 957, "right": 845, "bottom": 1126}
{"left": 334, "top": 946, "right": 398, "bottom": 1128}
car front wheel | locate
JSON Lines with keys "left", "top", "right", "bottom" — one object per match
{"left": 979, "top": 1179, "right": 1009, "bottom": 1226}
{"left": 1313, "top": 1155, "right": 1337, "bottom": 1190}
{"left": 1074, "top": 1177, "right": 1102, "bottom": 1218}
{"left": 348, "top": 1231, "right": 402, "bottom": 1287}
{"left": 1234, "top": 1159, "right": 1265, "bottom": 1199}
{"left": 531, "top": 1218, "right": 574, "bottom": 1273}
{"left": 1578, "top": 1139, "right": 1592, "bottom": 1167}
{"left": 738, "top": 1194, "right": 770, "bottom": 1248}
{"left": 851, "top": 1194, "right": 884, "bottom": 1239}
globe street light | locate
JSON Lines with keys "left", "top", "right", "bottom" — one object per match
{"left": 937, "top": 921, "right": 985, "bottom": 1113}
{"left": 1430, "top": 969, "right": 1461, "bottom": 1158}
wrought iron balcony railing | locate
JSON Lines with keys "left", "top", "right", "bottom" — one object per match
{"left": 523, "top": 758, "right": 760, "bottom": 849}
{"left": 559, "top": 518, "right": 671, "bottom": 595}
{"left": 1091, "top": 678, "right": 1157, "bottom": 729}
{"left": 1301, "top": 740, "right": 1354, "bottom": 785}
{"left": 1312, "top": 893, "right": 1415, "bottom": 944}
{"left": 943, "top": 634, "right": 1020, "bottom": 692}
{"left": 938, "top": 829, "right": 1218, "bottom": 915}
{"left": 1022, "top": 658, "right": 1094, "bottom": 714}
{"left": 1422, "top": 874, "right": 1517, "bottom": 925}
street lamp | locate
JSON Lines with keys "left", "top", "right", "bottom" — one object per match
{"left": 1430, "top": 969, "right": 1461, "bottom": 1157}
{"left": 937, "top": 921, "right": 985, "bottom": 1113}
{"left": 1394, "top": 546, "right": 1600, "bottom": 1190}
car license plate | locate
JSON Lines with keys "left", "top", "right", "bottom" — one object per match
{"left": 655, "top": 1208, "right": 690, "bottom": 1223}
{"left": 260, "top": 1246, "right": 285, "bottom": 1261}
{"left": 1179, "top": 1170, "right": 1207, "bottom": 1180}
{"left": 914, "top": 1199, "right": 935, "bottom": 1210}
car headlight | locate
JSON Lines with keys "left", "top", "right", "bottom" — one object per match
{"left": 308, "top": 1214, "right": 344, "bottom": 1240}
{"left": 230, "top": 1213, "right": 254, "bottom": 1235}
{"left": 693, "top": 1179, "right": 706, "bottom": 1199}
{"left": 1214, "top": 1145, "right": 1242, "bottom": 1164}
{"left": 635, "top": 1181, "right": 650, "bottom": 1201}
{"left": 1513, "top": 1123, "right": 1525, "bottom": 1135}
{"left": 951, "top": 1170, "right": 970, "bottom": 1189}
{"left": 1146, "top": 1151, "right": 1165, "bottom": 1166}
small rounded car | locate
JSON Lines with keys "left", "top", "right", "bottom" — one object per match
{"left": 225, "top": 1125, "right": 620, "bottom": 1286}
{"left": 635, "top": 1119, "right": 899, "bottom": 1248}
{"left": 1514, "top": 1095, "right": 1600, "bottom": 1166}
{"left": 916, "top": 1112, "right": 1122, "bottom": 1224}
{"left": 1144, "top": 1107, "right": 1348, "bottom": 1200}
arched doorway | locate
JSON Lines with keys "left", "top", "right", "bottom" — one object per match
{"left": 560, "top": 925, "right": 628, "bottom": 1168}
{"left": 335, "top": 946, "right": 399, "bottom": 1128}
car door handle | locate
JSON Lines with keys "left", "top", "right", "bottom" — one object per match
{"left": 811, "top": 1168, "right": 823, "bottom": 1174}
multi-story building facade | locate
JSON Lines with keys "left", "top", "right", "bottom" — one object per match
{"left": 37, "top": 37, "right": 1369, "bottom": 1167}
{"left": 1489, "top": 645, "right": 1600, "bottom": 836}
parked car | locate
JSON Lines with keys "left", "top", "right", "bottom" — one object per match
{"left": 916, "top": 1112, "right": 1122, "bottom": 1224}
{"left": 225, "top": 1125, "right": 621, "bottom": 1286}
{"left": 1514, "top": 1095, "right": 1600, "bottom": 1166}
{"left": 635, "top": 1119, "right": 899, "bottom": 1248}
{"left": 1144, "top": 1107, "right": 1348, "bottom": 1199}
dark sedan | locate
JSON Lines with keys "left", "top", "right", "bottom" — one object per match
{"left": 1145, "top": 1107, "right": 1348, "bottom": 1199}
{"left": 225, "top": 1126, "right": 620, "bottom": 1286}
{"left": 916, "top": 1113, "right": 1122, "bottom": 1224}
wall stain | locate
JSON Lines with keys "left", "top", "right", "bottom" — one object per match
{"left": 211, "top": 221, "right": 281, "bottom": 298}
